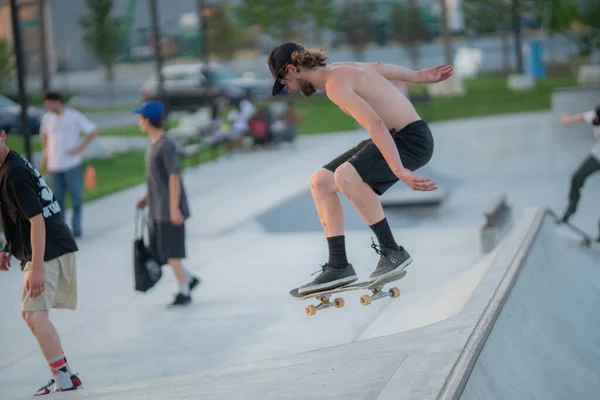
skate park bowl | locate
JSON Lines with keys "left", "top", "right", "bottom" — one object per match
{"left": 3, "top": 110, "right": 600, "bottom": 399}
{"left": 33, "top": 207, "right": 600, "bottom": 400}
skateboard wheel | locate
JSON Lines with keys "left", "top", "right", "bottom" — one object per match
{"left": 360, "top": 295, "right": 372, "bottom": 306}
{"left": 390, "top": 287, "right": 400, "bottom": 298}
{"left": 583, "top": 240, "right": 591, "bottom": 247}
{"left": 305, "top": 305, "right": 317, "bottom": 316}
{"left": 334, "top": 297, "right": 344, "bottom": 308}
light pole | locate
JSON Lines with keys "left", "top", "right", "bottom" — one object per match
{"left": 511, "top": 0, "right": 523, "bottom": 73}
{"left": 148, "top": 0, "right": 166, "bottom": 112}
{"left": 196, "top": 0, "right": 209, "bottom": 64}
{"left": 9, "top": 0, "right": 32, "bottom": 162}
{"left": 39, "top": 0, "right": 49, "bottom": 91}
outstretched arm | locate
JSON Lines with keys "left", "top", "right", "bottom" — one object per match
{"left": 348, "top": 61, "right": 453, "bottom": 84}
{"left": 561, "top": 111, "right": 596, "bottom": 126}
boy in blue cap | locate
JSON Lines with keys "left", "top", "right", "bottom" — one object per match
{"left": 133, "top": 101, "right": 200, "bottom": 306}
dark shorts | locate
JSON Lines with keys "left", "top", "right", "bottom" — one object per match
{"left": 148, "top": 219, "right": 186, "bottom": 263}
{"left": 323, "top": 120, "right": 434, "bottom": 195}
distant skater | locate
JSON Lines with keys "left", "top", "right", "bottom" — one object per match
{"left": 267, "top": 43, "right": 452, "bottom": 294}
{"left": 559, "top": 103, "right": 600, "bottom": 241}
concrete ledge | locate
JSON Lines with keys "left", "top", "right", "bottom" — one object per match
{"left": 480, "top": 194, "right": 514, "bottom": 253}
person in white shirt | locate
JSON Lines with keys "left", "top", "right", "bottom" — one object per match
{"left": 40, "top": 92, "right": 98, "bottom": 238}
{"left": 559, "top": 104, "right": 600, "bottom": 238}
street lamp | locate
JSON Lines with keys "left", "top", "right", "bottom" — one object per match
{"left": 9, "top": 0, "right": 32, "bottom": 162}
{"left": 39, "top": 0, "right": 49, "bottom": 91}
{"left": 148, "top": 0, "right": 166, "bottom": 113}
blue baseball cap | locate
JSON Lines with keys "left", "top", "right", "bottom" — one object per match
{"left": 132, "top": 101, "right": 164, "bottom": 122}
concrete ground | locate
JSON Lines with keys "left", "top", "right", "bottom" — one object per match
{"left": 1, "top": 110, "right": 599, "bottom": 399}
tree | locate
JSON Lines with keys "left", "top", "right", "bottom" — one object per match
{"left": 439, "top": 0, "right": 453, "bottom": 66}
{"left": 334, "top": 0, "right": 377, "bottom": 61}
{"left": 462, "top": 0, "right": 512, "bottom": 73}
{"left": 534, "top": 0, "right": 579, "bottom": 62}
{"left": 573, "top": 0, "right": 600, "bottom": 56}
{"left": 389, "top": 1, "right": 430, "bottom": 69}
{"left": 234, "top": 0, "right": 334, "bottom": 42}
{"left": 0, "top": 38, "right": 14, "bottom": 92}
{"left": 204, "top": 4, "right": 247, "bottom": 61}
{"left": 79, "top": 0, "right": 121, "bottom": 83}
{"left": 301, "top": 0, "right": 335, "bottom": 44}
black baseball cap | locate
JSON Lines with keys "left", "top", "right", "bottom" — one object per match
{"left": 268, "top": 42, "right": 305, "bottom": 96}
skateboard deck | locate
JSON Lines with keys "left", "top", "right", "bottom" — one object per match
{"left": 289, "top": 269, "right": 408, "bottom": 316}
{"left": 548, "top": 209, "right": 595, "bottom": 247}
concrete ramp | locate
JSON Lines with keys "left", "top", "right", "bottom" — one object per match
{"left": 443, "top": 211, "right": 600, "bottom": 400}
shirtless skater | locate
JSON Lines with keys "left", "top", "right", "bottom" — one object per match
{"left": 268, "top": 43, "right": 453, "bottom": 295}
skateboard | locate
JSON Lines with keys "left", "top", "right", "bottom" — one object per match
{"left": 548, "top": 209, "right": 595, "bottom": 247}
{"left": 289, "top": 269, "right": 408, "bottom": 316}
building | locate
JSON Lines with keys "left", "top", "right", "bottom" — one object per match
{"left": 0, "top": 0, "right": 202, "bottom": 75}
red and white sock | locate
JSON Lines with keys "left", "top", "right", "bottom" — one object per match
{"left": 47, "top": 355, "right": 72, "bottom": 390}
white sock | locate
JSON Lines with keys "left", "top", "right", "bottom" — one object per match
{"left": 179, "top": 283, "right": 190, "bottom": 296}
{"left": 182, "top": 266, "right": 193, "bottom": 283}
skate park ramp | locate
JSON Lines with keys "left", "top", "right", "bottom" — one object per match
{"left": 33, "top": 207, "right": 600, "bottom": 400}
{"left": 447, "top": 211, "right": 600, "bottom": 400}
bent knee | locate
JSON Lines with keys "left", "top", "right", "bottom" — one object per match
{"left": 310, "top": 168, "right": 337, "bottom": 194}
{"left": 22, "top": 311, "right": 48, "bottom": 332}
{"left": 333, "top": 162, "right": 361, "bottom": 189}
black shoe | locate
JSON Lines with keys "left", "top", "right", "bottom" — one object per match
{"left": 189, "top": 276, "right": 201, "bottom": 291}
{"left": 297, "top": 263, "right": 358, "bottom": 295}
{"left": 560, "top": 207, "right": 576, "bottom": 224}
{"left": 368, "top": 239, "right": 412, "bottom": 282}
{"left": 169, "top": 293, "right": 191, "bottom": 306}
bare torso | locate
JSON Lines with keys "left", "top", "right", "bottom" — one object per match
{"left": 326, "top": 62, "right": 421, "bottom": 131}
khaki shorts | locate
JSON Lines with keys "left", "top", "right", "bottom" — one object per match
{"left": 21, "top": 252, "right": 78, "bottom": 312}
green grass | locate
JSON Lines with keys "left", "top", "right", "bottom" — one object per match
{"left": 5, "top": 134, "right": 41, "bottom": 154}
{"left": 80, "top": 104, "right": 140, "bottom": 114}
{"left": 64, "top": 144, "right": 227, "bottom": 207}
{"left": 100, "top": 120, "right": 179, "bottom": 137}
{"left": 293, "top": 75, "right": 579, "bottom": 134}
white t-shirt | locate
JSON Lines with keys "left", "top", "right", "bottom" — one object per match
{"left": 582, "top": 110, "right": 600, "bottom": 161}
{"left": 40, "top": 108, "right": 97, "bottom": 172}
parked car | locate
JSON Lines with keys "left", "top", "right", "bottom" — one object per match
{"left": 0, "top": 95, "right": 44, "bottom": 135}
{"left": 140, "top": 63, "right": 272, "bottom": 112}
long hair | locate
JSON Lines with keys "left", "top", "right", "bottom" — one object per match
{"left": 290, "top": 46, "right": 328, "bottom": 70}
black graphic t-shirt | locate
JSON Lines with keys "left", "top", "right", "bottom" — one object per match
{"left": 0, "top": 151, "right": 78, "bottom": 267}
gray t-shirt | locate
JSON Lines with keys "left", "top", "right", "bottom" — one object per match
{"left": 145, "top": 134, "right": 190, "bottom": 222}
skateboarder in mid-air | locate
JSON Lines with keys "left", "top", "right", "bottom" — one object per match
{"left": 268, "top": 43, "right": 453, "bottom": 295}
{"left": 559, "top": 104, "right": 600, "bottom": 241}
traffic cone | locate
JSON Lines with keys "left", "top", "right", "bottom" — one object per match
{"left": 84, "top": 165, "right": 96, "bottom": 190}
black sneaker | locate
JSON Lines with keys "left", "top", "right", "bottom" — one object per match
{"left": 297, "top": 263, "right": 358, "bottom": 295}
{"left": 560, "top": 207, "right": 576, "bottom": 224}
{"left": 34, "top": 375, "right": 81, "bottom": 396}
{"left": 169, "top": 293, "right": 191, "bottom": 307}
{"left": 189, "top": 276, "right": 201, "bottom": 291}
{"left": 368, "top": 239, "right": 412, "bottom": 282}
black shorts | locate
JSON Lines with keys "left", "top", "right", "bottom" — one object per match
{"left": 323, "top": 120, "right": 434, "bottom": 195}
{"left": 148, "top": 219, "right": 186, "bottom": 263}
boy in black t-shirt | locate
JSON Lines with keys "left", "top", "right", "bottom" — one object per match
{"left": 0, "top": 130, "right": 82, "bottom": 395}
